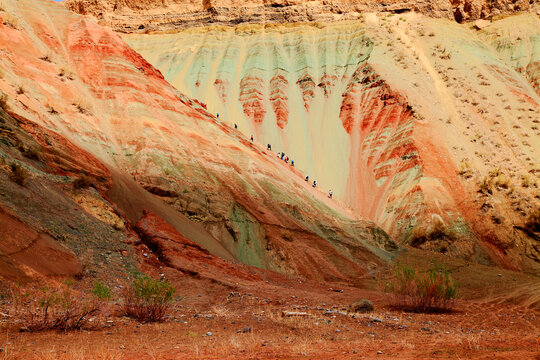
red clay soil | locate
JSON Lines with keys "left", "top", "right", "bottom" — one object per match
{"left": 2, "top": 210, "right": 538, "bottom": 359}
{"left": 2, "top": 275, "right": 538, "bottom": 359}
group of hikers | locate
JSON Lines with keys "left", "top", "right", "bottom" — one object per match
{"left": 229, "top": 119, "right": 334, "bottom": 200}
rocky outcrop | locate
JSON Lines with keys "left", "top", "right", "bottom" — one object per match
{"left": 65, "top": 0, "right": 536, "bottom": 32}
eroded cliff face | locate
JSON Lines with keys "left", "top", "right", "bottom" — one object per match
{"left": 65, "top": 0, "right": 537, "bottom": 32}
{"left": 123, "top": 13, "right": 540, "bottom": 273}
{"left": 0, "top": 0, "right": 397, "bottom": 281}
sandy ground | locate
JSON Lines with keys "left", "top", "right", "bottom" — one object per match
{"left": 2, "top": 252, "right": 539, "bottom": 360}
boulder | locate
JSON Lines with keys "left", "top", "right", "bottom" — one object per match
{"left": 473, "top": 19, "right": 490, "bottom": 30}
{"left": 349, "top": 299, "right": 373, "bottom": 313}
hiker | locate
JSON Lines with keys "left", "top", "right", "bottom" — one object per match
{"left": 267, "top": 144, "right": 272, "bottom": 150}
{"left": 234, "top": 123, "right": 238, "bottom": 129}
{"left": 329, "top": 189, "right": 333, "bottom": 199}
{"left": 291, "top": 160, "right": 294, "bottom": 167}
{"left": 277, "top": 152, "right": 281, "bottom": 158}
{"left": 281, "top": 152, "right": 285, "bottom": 160}
{"left": 250, "top": 135, "right": 254, "bottom": 142}
{"left": 285, "top": 156, "right": 289, "bottom": 163}
{"left": 216, "top": 113, "right": 219, "bottom": 118}
{"left": 312, "top": 180, "right": 317, "bottom": 188}
{"left": 305, "top": 175, "right": 309, "bottom": 182}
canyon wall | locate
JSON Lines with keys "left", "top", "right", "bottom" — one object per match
{"left": 65, "top": 0, "right": 537, "bottom": 32}
{"left": 124, "top": 13, "right": 540, "bottom": 273}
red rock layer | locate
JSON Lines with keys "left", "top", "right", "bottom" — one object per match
{"left": 340, "top": 63, "right": 417, "bottom": 226}
{"left": 239, "top": 74, "right": 266, "bottom": 125}
{"left": 296, "top": 73, "right": 316, "bottom": 111}
{"left": 317, "top": 73, "right": 337, "bottom": 97}
{"left": 269, "top": 74, "right": 289, "bottom": 129}
{"left": 214, "top": 78, "right": 230, "bottom": 103}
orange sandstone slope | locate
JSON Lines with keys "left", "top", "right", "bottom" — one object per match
{"left": 0, "top": 0, "right": 395, "bottom": 282}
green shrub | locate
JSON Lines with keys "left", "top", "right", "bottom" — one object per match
{"left": 92, "top": 281, "right": 112, "bottom": 301}
{"left": 121, "top": 275, "right": 175, "bottom": 322}
{"left": 10, "top": 162, "right": 28, "bottom": 185}
{"left": 385, "top": 262, "right": 459, "bottom": 313}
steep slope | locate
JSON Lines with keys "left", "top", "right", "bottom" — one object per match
{"left": 65, "top": 0, "right": 537, "bottom": 32}
{"left": 123, "top": 13, "right": 540, "bottom": 273}
{"left": 0, "top": 0, "right": 395, "bottom": 281}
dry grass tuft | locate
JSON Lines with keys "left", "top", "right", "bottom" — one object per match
{"left": 121, "top": 275, "right": 176, "bottom": 323}
{"left": 8, "top": 283, "right": 101, "bottom": 332}
{"left": 0, "top": 92, "right": 8, "bottom": 110}
{"left": 385, "top": 262, "right": 459, "bottom": 313}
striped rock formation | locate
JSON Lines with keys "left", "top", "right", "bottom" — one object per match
{"left": 124, "top": 13, "right": 540, "bottom": 273}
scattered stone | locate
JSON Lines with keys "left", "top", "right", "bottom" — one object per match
{"left": 473, "top": 19, "right": 490, "bottom": 30}
{"left": 328, "top": 288, "right": 343, "bottom": 293}
{"left": 349, "top": 299, "right": 373, "bottom": 313}
{"left": 206, "top": 332, "right": 213, "bottom": 336}
{"left": 377, "top": 350, "right": 383, "bottom": 355}
{"left": 282, "top": 311, "right": 309, "bottom": 317}
{"left": 372, "top": 318, "right": 382, "bottom": 323}
{"left": 243, "top": 326, "right": 252, "bottom": 333}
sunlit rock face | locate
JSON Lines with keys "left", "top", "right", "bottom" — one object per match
{"left": 124, "top": 14, "right": 540, "bottom": 273}
{"left": 65, "top": 0, "right": 536, "bottom": 31}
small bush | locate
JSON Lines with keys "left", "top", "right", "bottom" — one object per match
{"left": 524, "top": 208, "right": 540, "bottom": 233}
{"left": 73, "top": 173, "right": 93, "bottom": 189}
{"left": 11, "top": 283, "right": 100, "bottom": 332}
{"left": 10, "top": 162, "right": 28, "bottom": 185}
{"left": 47, "top": 105, "right": 58, "bottom": 114}
{"left": 121, "top": 275, "right": 175, "bottom": 322}
{"left": 386, "top": 262, "right": 459, "bottom": 313}
{"left": 2, "top": 14, "right": 19, "bottom": 29}
{"left": 0, "top": 92, "right": 8, "bottom": 110}
{"left": 478, "top": 176, "right": 493, "bottom": 194}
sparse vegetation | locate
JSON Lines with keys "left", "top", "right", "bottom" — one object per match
{"left": 523, "top": 208, "right": 540, "bottom": 233}
{"left": 39, "top": 54, "right": 52, "bottom": 63}
{"left": 2, "top": 14, "right": 19, "bottom": 29}
{"left": 457, "top": 160, "right": 473, "bottom": 179}
{"left": 92, "top": 281, "right": 112, "bottom": 301}
{"left": 10, "top": 162, "right": 28, "bottom": 185}
{"left": 47, "top": 105, "right": 58, "bottom": 114}
{"left": 386, "top": 262, "right": 459, "bottom": 313}
{"left": 0, "top": 92, "right": 8, "bottom": 110}
{"left": 16, "top": 85, "right": 25, "bottom": 95}
{"left": 10, "top": 282, "right": 100, "bottom": 332}
{"left": 121, "top": 274, "right": 176, "bottom": 322}
{"left": 73, "top": 100, "right": 91, "bottom": 115}
{"left": 58, "top": 66, "right": 74, "bottom": 80}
